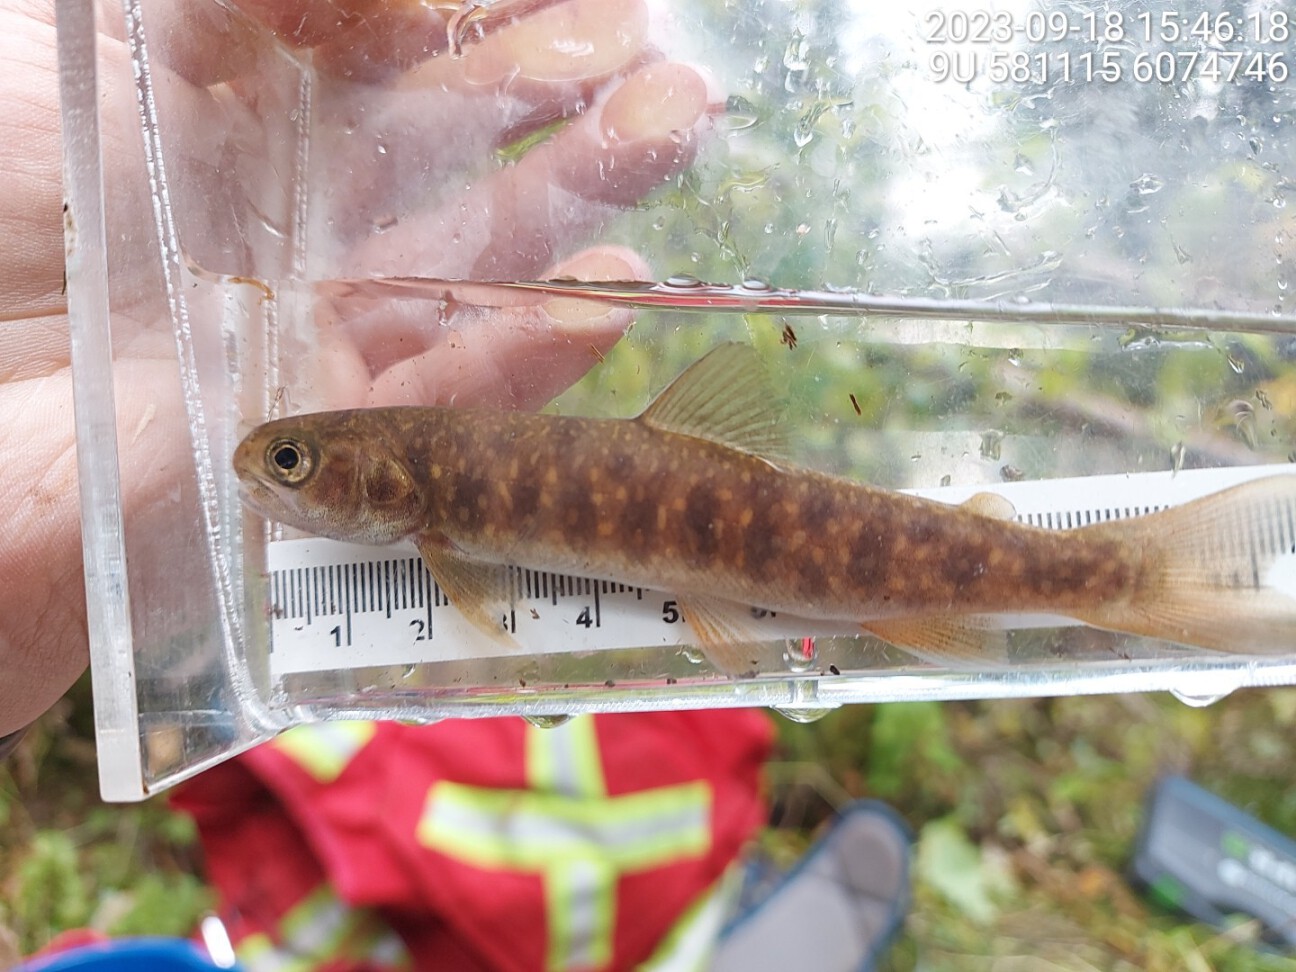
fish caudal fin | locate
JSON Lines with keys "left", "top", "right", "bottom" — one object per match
{"left": 1071, "top": 475, "right": 1296, "bottom": 655}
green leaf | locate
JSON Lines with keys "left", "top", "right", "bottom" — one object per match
{"left": 915, "top": 816, "right": 1015, "bottom": 926}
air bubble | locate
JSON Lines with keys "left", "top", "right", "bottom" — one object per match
{"left": 782, "top": 637, "right": 818, "bottom": 672}
{"left": 523, "top": 714, "right": 573, "bottom": 729}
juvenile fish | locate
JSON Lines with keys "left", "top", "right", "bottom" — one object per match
{"left": 234, "top": 343, "right": 1296, "bottom": 672}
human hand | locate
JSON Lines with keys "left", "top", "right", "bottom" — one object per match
{"left": 0, "top": 0, "right": 711, "bottom": 737}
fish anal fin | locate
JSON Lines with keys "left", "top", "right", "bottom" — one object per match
{"left": 638, "top": 343, "right": 788, "bottom": 460}
{"left": 677, "top": 594, "right": 766, "bottom": 676}
{"left": 862, "top": 616, "right": 1009, "bottom": 669}
{"left": 961, "top": 491, "right": 1017, "bottom": 521}
{"left": 414, "top": 532, "right": 519, "bottom": 648}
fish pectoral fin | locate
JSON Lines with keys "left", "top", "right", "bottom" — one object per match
{"left": 862, "top": 616, "right": 1009, "bottom": 669}
{"left": 637, "top": 342, "right": 789, "bottom": 461}
{"left": 676, "top": 595, "right": 767, "bottom": 677}
{"left": 414, "top": 533, "right": 519, "bottom": 648}
{"left": 960, "top": 491, "right": 1017, "bottom": 521}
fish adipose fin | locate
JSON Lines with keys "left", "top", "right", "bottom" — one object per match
{"left": 676, "top": 594, "right": 768, "bottom": 676}
{"left": 414, "top": 532, "right": 519, "bottom": 648}
{"left": 1070, "top": 475, "right": 1296, "bottom": 654}
{"left": 638, "top": 343, "right": 789, "bottom": 461}
{"left": 862, "top": 616, "right": 1010, "bottom": 669}
{"left": 960, "top": 491, "right": 1017, "bottom": 521}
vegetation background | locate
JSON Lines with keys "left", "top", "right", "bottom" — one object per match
{"left": 3, "top": 677, "right": 1296, "bottom": 970}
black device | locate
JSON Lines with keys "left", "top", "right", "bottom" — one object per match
{"left": 1132, "top": 775, "right": 1296, "bottom": 949}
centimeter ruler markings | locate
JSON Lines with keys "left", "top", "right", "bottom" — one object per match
{"left": 266, "top": 464, "right": 1294, "bottom": 676}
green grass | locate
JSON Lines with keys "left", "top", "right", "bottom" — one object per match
{"left": 772, "top": 690, "right": 1296, "bottom": 971}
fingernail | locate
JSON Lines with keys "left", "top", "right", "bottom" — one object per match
{"left": 507, "top": 0, "right": 646, "bottom": 82}
{"left": 602, "top": 63, "right": 705, "bottom": 142}
{"left": 543, "top": 251, "right": 639, "bottom": 330}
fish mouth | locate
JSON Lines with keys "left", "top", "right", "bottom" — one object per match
{"left": 236, "top": 476, "right": 290, "bottom": 523}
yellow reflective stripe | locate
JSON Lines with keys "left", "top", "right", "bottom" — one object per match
{"left": 636, "top": 870, "right": 742, "bottom": 972}
{"left": 526, "top": 717, "right": 606, "bottom": 797}
{"left": 548, "top": 857, "right": 616, "bottom": 972}
{"left": 419, "top": 780, "right": 711, "bottom": 870}
{"left": 237, "top": 933, "right": 311, "bottom": 972}
{"left": 236, "top": 884, "right": 410, "bottom": 971}
{"left": 418, "top": 776, "right": 714, "bottom": 972}
{"left": 271, "top": 722, "right": 377, "bottom": 783}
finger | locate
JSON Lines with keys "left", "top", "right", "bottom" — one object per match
{"left": 397, "top": 0, "right": 648, "bottom": 100}
{"left": 310, "top": 0, "right": 652, "bottom": 246}
{"left": 309, "top": 4, "right": 451, "bottom": 84}
{"left": 0, "top": 358, "right": 185, "bottom": 735}
{"left": 337, "top": 60, "right": 708, "bottom": 281}
{"left": 226, "top": 0, "right": 397, "bottom": 49}
{"left": 0, "top": 8, "right": 67, "bottom": 323}
{"left": 308, "top": 245, "right": 647, "bottom": 411}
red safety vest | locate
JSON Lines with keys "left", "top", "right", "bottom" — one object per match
{"left": 174, "top": 711, "right": 772, "bottom": 972}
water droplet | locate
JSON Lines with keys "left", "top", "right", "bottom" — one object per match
{"left": 1226, "top": 352, "right": 1246, "bottom": 374}
{"left": 665, "top": 273, "right": 703, "bottom": 288}
{"left": 523, "top": 714, "right": 573, "bottom": 730}
{"left": 979, "top": 430, "right": 1004, "bottom": 461}
{"left": 1169, "top": 688, "right": 1230, "bottom": 708}
{"left": 1130, "top": 173, "right": 1164, "bottom": 195}
{"left": 772, "top": 705, "right": 836, "bottom": 724}
{"left": 401, "top": 663, "right": 417, "bottom": 680}
{"left": 782, "top": 637, "right": 818, "bottom": 672}
{"left": 741, "top": 278, "right": 771, "bottom": 292}
{"left": 720, "top": 95, "right": 760, "bottom": 133}
{"left": 939, "top": 474, "right": 952, "bottom": 487}
{"left": 652, "top": 216, "right": 666, "bottom": 230}
{"left": 1170, "top": 441, "right": 1186, "bottom": 475}
{"left": 1120, "top": 327, "right": 1161, "bottom": 351}
{"left": 1224, "top": 399, "right": 1257, "bottom": 449}
{"left": 372, "top": 214, "right": 398, "bottom": 233}
{"left": 782, "top": 31, "right": 809, "bottom": 73}
{"left": 792, "top": 123, "right": 814, "bottom": 148}
{"left": 681, "top": 646, "right": 706, "bottom": 665}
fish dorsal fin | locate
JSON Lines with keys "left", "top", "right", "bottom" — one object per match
{"left": 638, "top": 343, "right": 788, "bottom": 459}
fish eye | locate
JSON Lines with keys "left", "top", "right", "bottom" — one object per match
{"left": 266, "top": 438, "right": 314, "bottom": 485}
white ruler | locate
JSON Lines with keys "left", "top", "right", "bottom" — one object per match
{"left": 265, "top": 464, "right": 1295, "bottom": 676}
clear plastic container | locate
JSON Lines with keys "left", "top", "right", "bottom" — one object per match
{"left": 59, "top": 0, "right": 1296, "bottom": 799}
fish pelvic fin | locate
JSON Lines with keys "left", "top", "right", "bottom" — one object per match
{"left": 414, "top": 532, "right": 519, "bottom": 649}
{"left": 862, "top": 616, "right": 1010, "bottom": 669}
{"left": 1069, "top": 474, "right": 1296, "bottom": 655}
{"left": 638, "top": 343, "right": 789, "bottom": 461}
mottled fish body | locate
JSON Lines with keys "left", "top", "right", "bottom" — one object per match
{"left": 235, "top": 344, "right": 1296, "bottom": 671}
